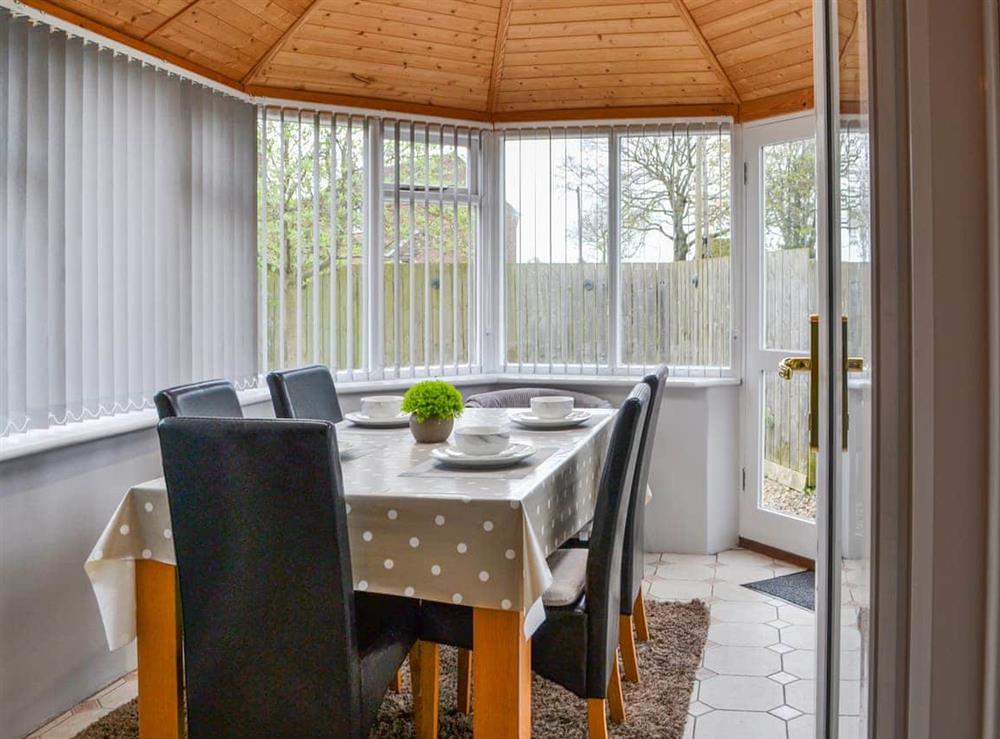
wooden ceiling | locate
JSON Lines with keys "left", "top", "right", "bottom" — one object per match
{"left": 22, "top": 0, "right": 861, "bottom": 122}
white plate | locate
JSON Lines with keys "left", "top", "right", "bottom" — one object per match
{"left": 430, "top": 443, "right": 536, "bottom": 469}
{"left": 509, "top": 409, "right": 592, "bottom": 429}
{"left": 345, "top": 411, "right": 411, "bottom": 428}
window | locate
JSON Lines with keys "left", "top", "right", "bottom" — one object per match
{"left": 1, "top": 10, "right": 257, "bottom": 439}
{"left": 500, "top": 123, "right": 733, "bottom": 376}
{"left": 258, "top": 112, "right": 483, "bottom": 380}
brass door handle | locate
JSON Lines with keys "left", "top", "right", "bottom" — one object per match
{"left": 778, "top": 356, "right": 811, "bottom": 380}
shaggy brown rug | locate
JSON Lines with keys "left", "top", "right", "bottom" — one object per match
{"left": 75, "top": 599, "right": 708, "bottom": 739}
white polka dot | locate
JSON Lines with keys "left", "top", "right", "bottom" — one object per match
{"left": 457, "top": 542, "right": 468, "bottom": 554}
{"left": 461, "top": 496, "right": 471, "bottom": 504}
{"left": 346, "top": 503, "right": 352, "bottom": 514}
{"left": 92, "top": 549, "right": 103, "bottom": 560}
{"left": 404, "top": 586, "right": 415, "bottom": 597}
{"left": 483, "top": 521, "right": 494, "bottom": 532}
{"left": 144, "top": 502, "right": 154, "bottom": 513}
{"left": 479, "top": 571, "right": 490, "bottom": 582}
{"left": 119, "top": 524, "right": 130, "bottom": 536}
{"left": 358, "top": 580, "right": 369, "bottom": 591}
{"left": 505, "top": 549, "right": 516, "bottom": 560}
{"left": 163, "top": 528, "right": 172, "bottom": 539}
{"left": 384, "top": 559, "right": 394, "bottom": 570}
{"left": 434, "top": 515, "right": 446, "bottom": 526}
{"left": 387, "top": 509, "right": 398, "bottom": 520}
{"left": 431, "top": 564, "right": 441, "bottom": 576}
{"left": 409, "top": 537, "right": 420, "bottom": 548}
{"left": 141, "top": 549, "right": 152, "bottom": 559}
{"left": 452, "top": 593, "right": 463, "bottom": 604}
{"left": 501, "top": 599, "right": 512, "bottom": 610}
{"left": 362, "top": 531, "right": 373, "bottom": 542}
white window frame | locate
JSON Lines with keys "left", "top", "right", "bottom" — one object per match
{"left": 491, "top": 119, "right": 741, "bottom": 380}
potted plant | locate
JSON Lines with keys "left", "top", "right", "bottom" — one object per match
{"left": 402, "top": 380, "right": 464, "bottom": 443}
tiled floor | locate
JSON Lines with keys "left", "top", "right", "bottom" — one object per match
{"left": 29, "top": 548, "right": 868, "bottom": 739}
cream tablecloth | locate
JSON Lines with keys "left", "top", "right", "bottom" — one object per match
{"left": 86, "top": 408, "right": 615, "bottom": 650}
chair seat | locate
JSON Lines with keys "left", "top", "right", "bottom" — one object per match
{"left": 543, "top": 549, "right": 589, "bottom": 607}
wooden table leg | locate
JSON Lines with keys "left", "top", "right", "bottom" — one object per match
{"left": 136, "top": 561, "right": 183, "bottom": 739}
{"left": 410, "top": 641, "right": 440, "bottom": 739}
{"left": 456, "top": 648, "right": 473, "bottom": 713}
{"left": 472, "top": 608, "right": 531, "bottom": 739}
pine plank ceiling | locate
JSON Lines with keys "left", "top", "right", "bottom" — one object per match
{"left": 21, "top": 0, "right": 862, "bottom": 122}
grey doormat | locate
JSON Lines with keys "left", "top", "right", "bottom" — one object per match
{"left": 743, "top": 569, "right": 815, "bottom": 610}
{"left": 74, "top": 599, "right": 709, "bottom": 739}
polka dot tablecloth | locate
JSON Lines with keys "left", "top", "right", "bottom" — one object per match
{"left": 85, "top": 408, "right": 615, "bottom": 650}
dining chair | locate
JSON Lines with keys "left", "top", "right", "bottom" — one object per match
{"left": 559, "top": 366, "right": 668, "bottom": 683}
{"left": 157, "top": 417, "right": 418, "bottom": 738}
{"left": 266, "top": 363, "right": 344, "bottom": 423}
{"left": 153, "top": 379, "right": 243, "bottom": 419}
{"left": 418, "top": 382, "right": 650, "bottom": 739}
{"left": 463, "top": 387, "right": 612, "bottom": 409}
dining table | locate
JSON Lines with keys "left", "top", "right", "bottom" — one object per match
{"left": 84, "top": 407, "right": 615, "bottom": 739}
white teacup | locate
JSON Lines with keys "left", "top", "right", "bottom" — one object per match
{"left": 360, "top": 395, "right": 404, "bottom": 420}
{"left": 454, "top": 425, "right": 510, "bottom": 456}
{"left": 530, "top": 396, "right": 575, "bottom": 419}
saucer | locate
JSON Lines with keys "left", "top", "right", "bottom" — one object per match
{"left": 345, "top": 411, "right": 411, "bottom": 428}
{"left": 509, "top": 409, "right": 591, "bottom": 429}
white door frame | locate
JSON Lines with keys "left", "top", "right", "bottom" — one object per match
{"left": 740, "top": 112, "right": 819, "bottom": 559}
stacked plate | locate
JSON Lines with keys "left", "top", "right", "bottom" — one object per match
{"left": 430, "top": 442, "right": 536, "bottom": 469}
{"left": 345, "top": 411, "right": 410, "bottom": 428}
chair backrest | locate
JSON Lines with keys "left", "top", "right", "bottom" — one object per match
{"left": 621, "top": 365, "right": 669, "bottom": 609}
{"left": 154, "top": 379, "right": 243, "bottom": 419}
{"left": 157, "top": 417, "right": 362, "bottom": 738}
{"left": 584, "top": 382, "right": 649, "bottom": 696}
{"left": 267, "top": 364, "right": 344, "bottom": 423}
{"left": 464, "top": 387, "right": 612, "bottom": 409}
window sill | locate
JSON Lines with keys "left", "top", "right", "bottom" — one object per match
{"left": 0, "top": 372, "right": 740, "bottom": 463}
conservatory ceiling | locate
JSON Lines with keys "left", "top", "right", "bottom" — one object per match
{"left": 23, "top": 0, "right": 864, "bottom": 122}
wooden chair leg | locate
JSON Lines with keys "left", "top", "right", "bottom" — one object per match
{"left": 457, "top": 648, "right": 473, "bottom": 713}
{"left": 587, "top": 699, "right": 610, "bottom": 739}
{"left": 619, "top": 614, "right": 641, "bottom": 683}
{"left": 409, "top": 641, "right": 440, "bottom": 739}
{"left": 633, "top": 590, "right": 650, "bottom": 642}
{"left": 607, "top": 649, "right": 626, "bottom": 724}
{"left": 391, "top": 669, "right": 403, "bottom": 692}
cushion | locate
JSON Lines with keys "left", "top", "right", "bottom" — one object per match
{"left": 542, "top": 548, "right": 588, "bottom": 607}
{"left": 464, "top": 387, "right": 612, "bottom": 409}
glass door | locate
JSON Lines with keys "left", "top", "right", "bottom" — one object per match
{"left": 742, "top": 114, "right": 820, "bottom": 560}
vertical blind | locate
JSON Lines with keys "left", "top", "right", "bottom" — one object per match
{"left": 1, "top": 10, "right": 257, "bottom": 437}
{"left": 258, "top": 110, "right": 482, "bottom": 381}
{"left": 500, "top": 123, "right": 732, "bottom": 376}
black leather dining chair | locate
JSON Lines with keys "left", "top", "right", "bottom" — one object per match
{"left": 154, "top": 379, "right": 243, "bottom": 419}
{"left": 464, "top": 386, "right": 612, "bottom": 409}
{"left": 157, "top": 417, "right": 418, "bottom": 739}
{"left": 419, "top": 382, "right": 650, "bottom": 739}
{"left": 267, "top": 364, "right": 344, "bottom": 423}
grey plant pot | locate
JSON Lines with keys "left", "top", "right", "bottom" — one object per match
{"left": 409, "top": 416, "right": 454, "bottom": 443}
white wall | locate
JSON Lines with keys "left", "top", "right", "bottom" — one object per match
{"left": 0, "top": 379, "right": 737, "bottom": 738}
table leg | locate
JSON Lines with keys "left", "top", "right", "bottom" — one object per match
{"left": 410, "top": 641, "right": 440, "bottom": 739}
{"left": 136, "top": 561, "right": 183, "bottom": 739}
{"left": 472, "top": 608, "right": 531, "bottom": 739}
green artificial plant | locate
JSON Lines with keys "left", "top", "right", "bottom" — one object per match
{"left": 401, "top": 380, "right": 464, "bottom": 423}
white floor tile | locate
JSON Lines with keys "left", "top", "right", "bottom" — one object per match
{"left": 780, "top": 624, "right": 817, "bottom": 650}
{"left": 782, "top": 649, "right": 817, "bottom": 679}
{"left": 709, "top": 601, "right": 777, "bottom": 624}
{"left": 648, "top": 579, "right": 713, "bottom": 601}
{"left": 777, "top": 604, "right": 816, "bottom": 625}
{"left": 662, "top": 552, "right": 719, "bottom": 566}
{"left": 38, "top": 710, "right": 111, "bottom": 739}
{"left": 716, "top": 549, "right": 776, "bottom": 567}
{"left": 694, "top": 709, "right": 788, "bottom": 739}
{"left": 708, "top": 622, "right": 780, "bottom": 648}
{"left": 699, "top": 675, "right": 784, "bottom": 711}
{"left": 714, "top": 565, "right": 777, "bottom": 584}
{"left": 787, "top": 714, "right": 817, "bottom": 739}
{"left": 711, "top": 581, "right": 775, "bottom": 603}
{"left": 703, "top": 645, "right": 782, "bottom": 676}
{"left": 657, "top": 563, "right": 717, "bottom": 581}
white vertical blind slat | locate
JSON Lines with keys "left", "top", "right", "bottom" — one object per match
{"left": 1, "top": 9, "right": 257, "bottom": 440}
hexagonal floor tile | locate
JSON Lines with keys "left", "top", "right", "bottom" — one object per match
{"left": 716, "top": 549, "right": 775, "bottom": 566}
{"left": 698, "top": 675, "right": 785, "bottom": 711}
{"left": 787, "top": 714, "right": 817, "bottom": 739}
{"left": 657, "top": 562, "right": 717, "bottom": 581}
{"left": 709, "top": 600, "right": 778, "bottom": 624}
{"left": 694, "top": 709, "right": 787, "bottom": 739}
{"left": 663, "top": 552, "right": 718, "bottom": 566}
{"left": 782, "top": 649, "right": 817, "bottom": 679}
{"left": 780, "top": 625, "right": 816, "bottom": 650}
{"left": 712, "top": 582, "right": 776, "bottom": 603}
{"left": 708, "top": 622, "right": 779, "bottom": 647}
{"left": 785, "top": 679, "right": 816, "bottom": 713}
{"left": 714, "top": 565, "right": 777, "bottom": 584}
{"left": 778, "top": 604, "right": 816, "bottom": 625}
{"left": 703, "top": 645, "right": 781, "bottom": 676}
{"left": 648, "top": 579, "right": 713, "bottom": 602}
